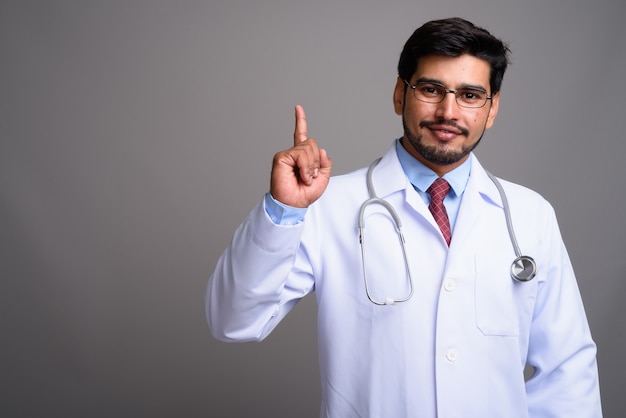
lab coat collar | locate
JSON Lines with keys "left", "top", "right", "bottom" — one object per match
{"left": 372, "top": 141, "right": 504, "bottom": 210}
{"left": 450, "top": 157, "right": 505, "bottom": 250}
{"left": 466, "top": 157, "right": 505, "bottom": 210}
{"left": 369, "top": 141, "right": 415, "bottom": 200}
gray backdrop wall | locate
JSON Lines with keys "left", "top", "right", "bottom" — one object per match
{"left": 2, "top": 0, "right": 624, "bottom": 417}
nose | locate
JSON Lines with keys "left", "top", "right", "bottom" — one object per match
{"left": 435, "top": 91, "right": 461, "bottom": 120}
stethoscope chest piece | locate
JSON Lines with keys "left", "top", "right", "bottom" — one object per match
{"left": 511, "top": 255, "right": 537, "bottom": 282}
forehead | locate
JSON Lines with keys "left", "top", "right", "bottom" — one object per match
{"left": 414, "top": 54, "right": 491, "bottom": 88}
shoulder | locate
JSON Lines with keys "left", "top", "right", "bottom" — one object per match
{"left": 329, "top": 166, "right": 368, "bottom": 187}
{"left": 471, "top": 155, "right": 552, "bottom": 211}
{"left": 318, "top": 166, "right": 369, "bottom": 205}
{"left": 496, "top": 177, "right": 554, "bottom": 214}
{"left": 498, "top": 178, "right": 549, "bottom": 204}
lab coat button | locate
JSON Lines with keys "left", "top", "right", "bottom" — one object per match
{"left": 443, "top": 279, "right": 456, "bottom": 292}
{"left": 446, "top": 349, "right": 458, "bottom": 362}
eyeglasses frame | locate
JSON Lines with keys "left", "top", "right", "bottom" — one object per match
{"left": 403, "top": 79, "right": 493, "bottom": 109}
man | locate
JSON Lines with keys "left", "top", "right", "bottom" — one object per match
{"left": 207, "top": 17, "right": 602, "bottom": 417}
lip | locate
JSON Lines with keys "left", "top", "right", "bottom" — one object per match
{"left": 428, "top": 125, "right": 463, "bottom": 140}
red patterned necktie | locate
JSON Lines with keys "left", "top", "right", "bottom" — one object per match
{"left": 427, "top": 178, "right": 452, "bottom": 246}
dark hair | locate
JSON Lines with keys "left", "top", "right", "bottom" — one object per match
{"left": 398, "top": 17, "right": 510, "bottom": 94}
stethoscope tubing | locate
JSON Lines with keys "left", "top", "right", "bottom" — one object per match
{"left": 358, "top": 157, "right": 537, "bottom": 306}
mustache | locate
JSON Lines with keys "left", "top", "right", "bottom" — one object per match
{"left": 419, "top": 120, "right": 469, "bottom": 136}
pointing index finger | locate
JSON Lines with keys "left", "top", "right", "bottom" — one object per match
{"left": 294, "top": 104, "right": 308, "bottom": 146}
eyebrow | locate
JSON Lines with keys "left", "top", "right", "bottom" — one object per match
{"left": 415, "top": 77, "right": 488, "bottom": 94}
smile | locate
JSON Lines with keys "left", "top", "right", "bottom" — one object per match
{"left": 420, "top": 120, "right": 469, "bottom": 137}
{"left": 432, "top": 126, "right": 461, "bottom": 134}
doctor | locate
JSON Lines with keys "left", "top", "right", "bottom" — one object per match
{"left": 206, "top": 17, "right": 602, "bottom": 417}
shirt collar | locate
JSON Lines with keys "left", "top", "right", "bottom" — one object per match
{"left": 395, "top": 138, "right": 472, "bottom": 198}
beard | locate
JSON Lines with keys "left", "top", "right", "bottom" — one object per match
{"left": 403, "top": 117, "right": 484, "bottom": 166}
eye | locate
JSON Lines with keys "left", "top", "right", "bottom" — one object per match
{"left": 458, "top": 89, "right": 485, "bottom": 102}
{"left": 419, "top": 84, "right": 443, "bottom": 97}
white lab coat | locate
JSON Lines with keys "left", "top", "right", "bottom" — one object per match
{"left": 207, "top": 142, "right": 601, "bottom": 417}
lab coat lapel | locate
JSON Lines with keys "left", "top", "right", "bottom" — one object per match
{"left": 449, "top": 158, "right": 503, "bottom": 251}
{"left": 372, "top": 143, "right": 434, "bottom": 224}
{"left": 369, "top": 144, "right": 409, "bottom": 198}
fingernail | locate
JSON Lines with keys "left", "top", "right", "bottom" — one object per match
{"left": 313, "top": 168, "right": 319, "bottom": 177}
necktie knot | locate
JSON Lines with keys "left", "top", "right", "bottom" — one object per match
{"left": 427, "top": 178, "right": 452, "bottom": 246}
{"left": 427, "top": 177, "right": 451, "bottom": 203}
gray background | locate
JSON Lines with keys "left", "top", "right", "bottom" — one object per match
{"left": 1, "top": 0, "right": 624, "bottom": 417}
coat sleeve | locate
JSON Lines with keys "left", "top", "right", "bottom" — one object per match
{"left": 525, "top": 205, "right": 602, "bottom": 417}
{"left": 205, "top": 199, "right": 315, "bottom": 342}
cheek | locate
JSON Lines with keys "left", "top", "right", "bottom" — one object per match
{"left": 470, "top": 111, "right": 488, "bottom": 126}
{"left": 409, "top": 105, "right": 431, "bottom": 123}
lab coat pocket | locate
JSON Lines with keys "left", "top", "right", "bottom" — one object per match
{"left": 474, "top": 254, "right": 520, "bottom": 337}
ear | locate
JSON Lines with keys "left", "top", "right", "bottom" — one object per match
{"left": 485, "top": 92, "right": 500, "bottom": 129}
{"left": 393, "top": 77, "right": 405, "bottom": 115}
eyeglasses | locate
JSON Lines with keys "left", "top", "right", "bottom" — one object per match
{"left": 404, "top": 79, "right": 492, "bottom": 108}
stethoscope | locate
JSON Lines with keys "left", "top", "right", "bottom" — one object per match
{"left": 358, "top": 157, "right": 537, "bottom": 306}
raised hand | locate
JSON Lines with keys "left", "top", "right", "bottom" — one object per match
{"left": 270, "top": 105, "right": 333, "bottom": 208}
